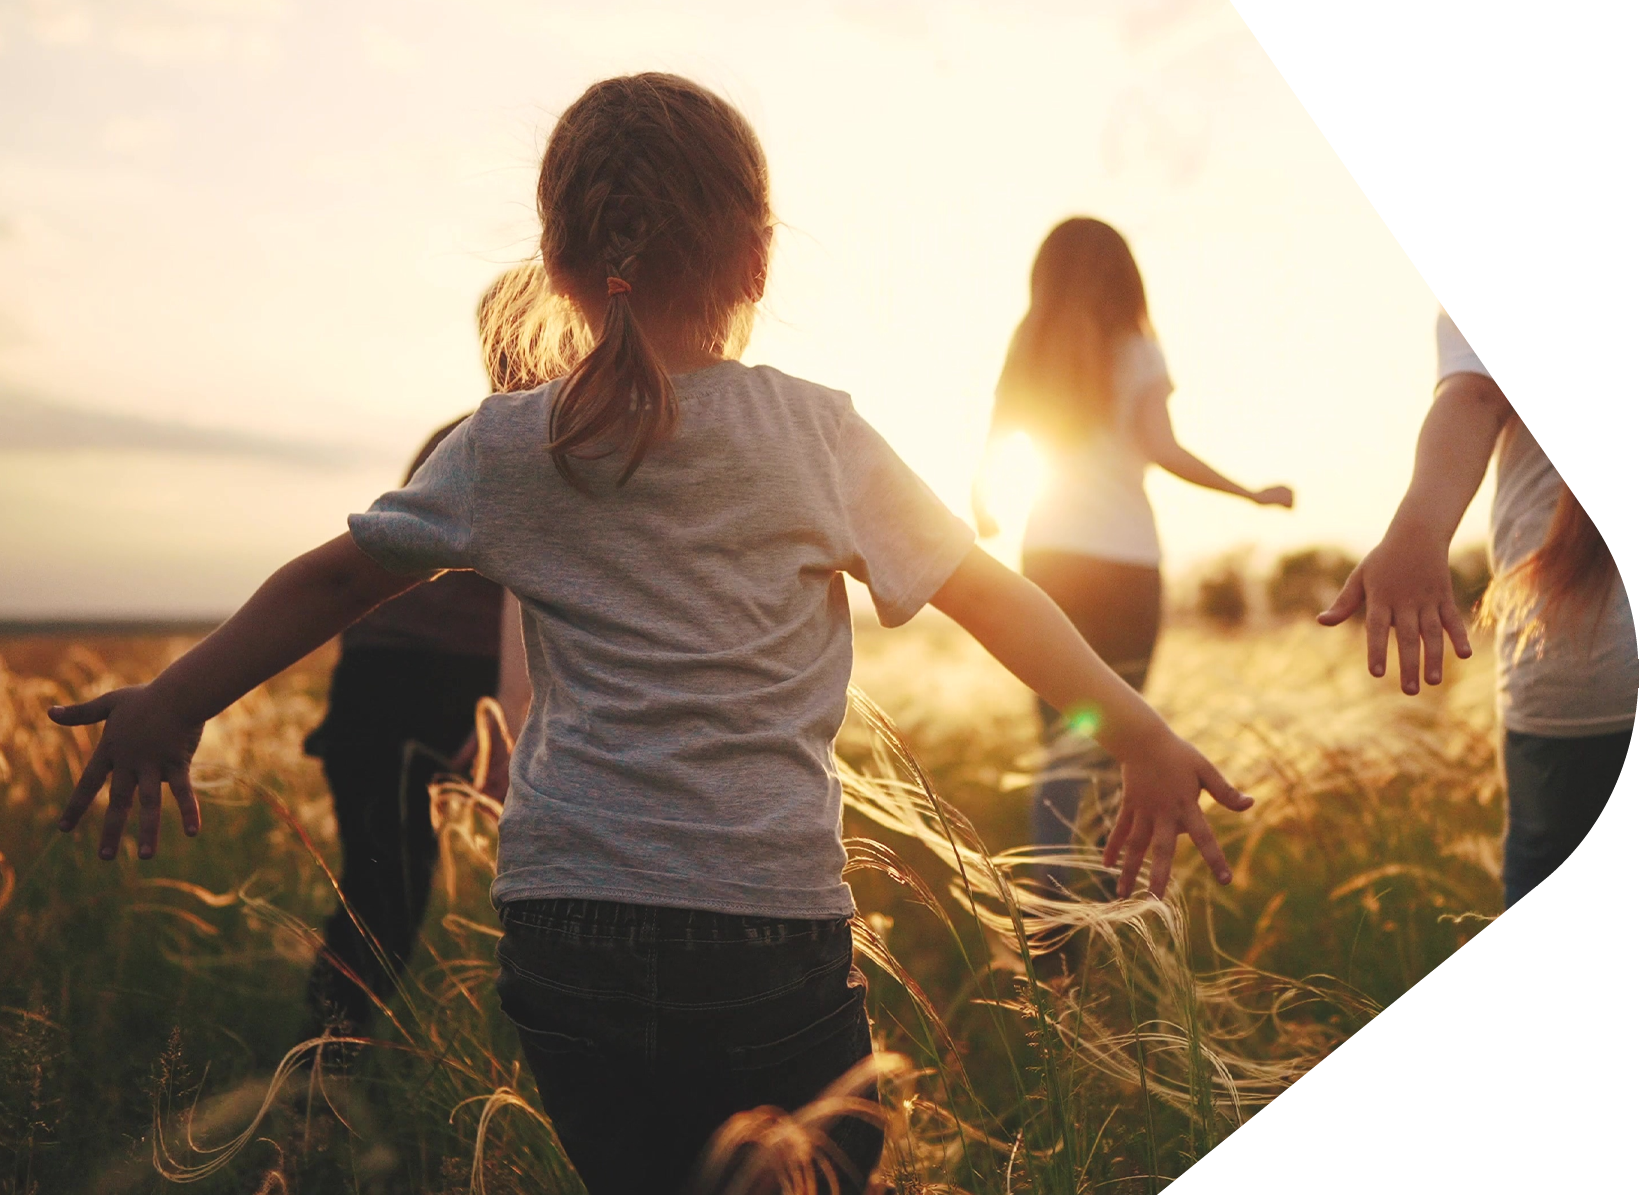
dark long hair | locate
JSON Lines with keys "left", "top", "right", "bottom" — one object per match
{"left": 535, "top": 73, "right": 771, "bottom": 486}
{"left": 993, "top": 218, "right": 1149, "bottom": 444}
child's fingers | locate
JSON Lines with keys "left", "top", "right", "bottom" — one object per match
{"left": 1441, "top": 597, "right": 1473, "bottom": 660}
{"left": 48, "top": 692, "right": 117, "bottom": 727}
{"left": 1183, "top": 805, "right": 1232, "bottom": 886}
{"left": 136, "top": 766, "right": 164, "bottom": 860}
{"left": 59, "top": 745, "right": 112, "bottom": 831}
{"left": 1420, "top": 607, "right": 1446, "bottom": 686}
{"left": 1364, "top": 604, "right": 1391, "bottom": 678}
{"left": 99, "top": 768, "right": 138, "bottom": 860}
{"left": 1315, "top": 569, "right": 1364, "bottom": 627}
{"left": 1116, "top": 815, "right": 1154, "bottom": 898}
{"left": 1102, "top": 804, "right": 1135, "bottom": 868}
{"left": 166, "top": 764, "right": 201, "bottom": 837}
{"left": 1146, "top": 822, "right": 1179, "bottom": 897}
{"left": 1198, "top": 759, "right": 1253, "bottom": 812}
{"left": 1394, "top": 614, "right": 1422, "bottom": 695}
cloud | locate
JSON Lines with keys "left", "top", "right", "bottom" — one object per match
{"left": 0, "top": 389, "right": 371, "bottom": 467}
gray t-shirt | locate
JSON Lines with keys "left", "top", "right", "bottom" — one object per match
{"left": 349, "top": 361, "right": 975, "bottom": 916}
{"left": 1437, "top": 312, "right": 1638, "bottom": 736}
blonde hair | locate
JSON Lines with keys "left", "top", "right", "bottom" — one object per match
{"left": 993, "top": 218, "right": 1149, "bottom": 444}
{"left": 476, "top": 263, "right": 580, "bottom": 395}
{"left": 528, "top": 73, "right": 772, "bottom": 487}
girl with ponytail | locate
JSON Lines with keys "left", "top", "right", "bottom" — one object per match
{"left": 47, "top": 75, "right": 1252, "bottom": 1192}
{"left": 1321, "top": 311, "right": 1637, "bottom": 907}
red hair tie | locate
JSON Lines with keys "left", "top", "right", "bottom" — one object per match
{"left": 606, "top": 276, "right": 632, "bottom": 296}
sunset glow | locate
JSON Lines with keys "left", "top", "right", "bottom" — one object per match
{"left": 0, "top": 0, "right": 1486, "bottom": 617}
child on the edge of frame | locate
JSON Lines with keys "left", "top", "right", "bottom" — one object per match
{"left": 48, "top": 74, "right": 1254, "bottom": 1195}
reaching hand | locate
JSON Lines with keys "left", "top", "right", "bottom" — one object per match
{"left": 1252, "top": 485, "right": 1295, "bottom": 508}
{"left": 49, "top": 686, "right": 204, "bottom": 860}
{"left": 1316, "top": 523, "right": 1472, "bottom": 693}
{"left": 1104, "top": 731, "right": 1254, "bottom": 898}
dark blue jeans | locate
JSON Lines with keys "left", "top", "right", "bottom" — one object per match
{"left": 495, "top": 899, "right": 881, "bottom": 1195}
{"left": 1503, "top": 727, "right": 1631, "bottom": 907}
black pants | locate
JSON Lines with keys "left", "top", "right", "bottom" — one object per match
{"left": 1502, "top": 727, "right": 1631, "bottom": 907}
{"left": 1022, "top": 552, "right": 1163, "bottom": 879}
{"left": 495, "top": 899, "right": 881, "bottom": 1195}
{"left": 305, "top": 647, "right": 498, "bottom": 1032}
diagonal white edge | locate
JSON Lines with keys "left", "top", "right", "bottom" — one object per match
{"left": 1168, "top": 5, "right": 1638, "bottom": 1190}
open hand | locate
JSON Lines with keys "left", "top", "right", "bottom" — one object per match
{"left": 1252, "top": 485, "right": 1295, "bottom": 508}
{"left": 1316, "top": 522, "right": 1472, "bottom": 694}
{"left": 49, "top": 685, "right": 204, "bottom": 860}
{"left": 1105, "top": 732, "right": 1253, "bottom": 898}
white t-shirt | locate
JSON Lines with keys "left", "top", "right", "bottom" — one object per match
{"left": 1021, "top": 333, "right": 1170, "bottom": 566}
{"left": 1437, "top": 312, "right": 1637, "bottom": 736}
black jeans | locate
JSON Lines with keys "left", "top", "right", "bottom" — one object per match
{"left": 495, "top": 899, "right": 881, "bottom": 1195}
{"left": 1022, "top": 552, "right": 1162, "bottom": 887}
{"left": 1503, "top": 727, "right": 1631, "bottom": 907}
{"left": 305, "top": 647, "right": 498, "bottom": 1032}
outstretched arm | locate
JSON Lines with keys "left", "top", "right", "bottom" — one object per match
{"left": 930, "top": 546, "right": 1253, "bottom": 896}
{"left": 50, "top": 534, "right": 420, "bottom": 858}
{"left": 1136, "top": 389, "right": 1293, "bottom": 507}
{"left": 1317, "top": 372, "right": 1513, "bottom": 692}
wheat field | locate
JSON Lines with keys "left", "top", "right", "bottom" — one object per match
{"left": 0, "top": 611, "right": 1503, "bottom": 1194}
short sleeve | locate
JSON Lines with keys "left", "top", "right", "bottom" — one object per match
{"left": 348, "top": 415, "right": 480, "bottom": 578}
{"left": 1436, "top": 310, "right": 1491, "bottom": 382}
{"left": 838, "top": 403, "right": 976, "bottom": 627}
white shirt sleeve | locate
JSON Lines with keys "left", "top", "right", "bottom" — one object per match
{"left": 1436, "top": 310, "right": 1492, "bottom": 382}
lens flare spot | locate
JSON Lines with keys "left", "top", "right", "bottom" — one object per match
{"left": 1064, "top": 703, "right": 1102, "bottom": 738}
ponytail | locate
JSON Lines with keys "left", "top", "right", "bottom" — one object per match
{"left": 535, "top": 73, "right": 772, "bottom": 490}
{"left": 548, "top": 274, "right": 679, "bottom": 487}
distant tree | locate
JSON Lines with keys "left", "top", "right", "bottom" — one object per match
{"left": 1198, "top": 558, "right": 1249, "bottom": 628}
{"left": 1267, "top": 548, "right": 1360, "bottom": 618}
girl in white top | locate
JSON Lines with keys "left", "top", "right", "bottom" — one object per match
{"left": 1320, "top": 311, "right": 1636, "bottom": 907}
{"left": 975, "top": 218, "right": 1292, "bottom": 892}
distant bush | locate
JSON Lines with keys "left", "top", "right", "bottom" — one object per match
{"left": 1197, "top": 558, "right": 1249, "bottom": 628}
{"left": 1267, "top": 548, "right": 1359, "bottom": 618}
{"left": 1449, "top": 543, "right": 1492, "bottom": 616}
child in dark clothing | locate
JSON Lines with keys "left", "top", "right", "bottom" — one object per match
{"left": 304, "top": 269, "right": 540, "bottom": 1033}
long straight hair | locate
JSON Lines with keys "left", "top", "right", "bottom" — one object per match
{"left": 1483, "top": 477, "right": 1620, "bottom": 654}
{"left": 993, "top": 218, "right": 1149, "bottom": 445}
{"left": 533, "top": 73, "right": 771, "bottom": 487}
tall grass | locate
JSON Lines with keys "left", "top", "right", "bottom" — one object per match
{"left": 0, "top": 618, "right": 1503, "bottom": 1193}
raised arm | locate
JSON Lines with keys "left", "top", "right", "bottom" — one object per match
{"left": 50, "top": 533, "right": 419, "bottom": 859}
{"left": 930, "top": 546, "right": 1253, "bottom": 896}
{"left": 1317, "top": 372, "right": 1513, "bottom": 692}
{"left": 1135, "top": 388, "right": 1293, "bottom": 508}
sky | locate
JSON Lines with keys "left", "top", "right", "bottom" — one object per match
{"left": 0, "top": 0, "right": 1482, "bottom": 618}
